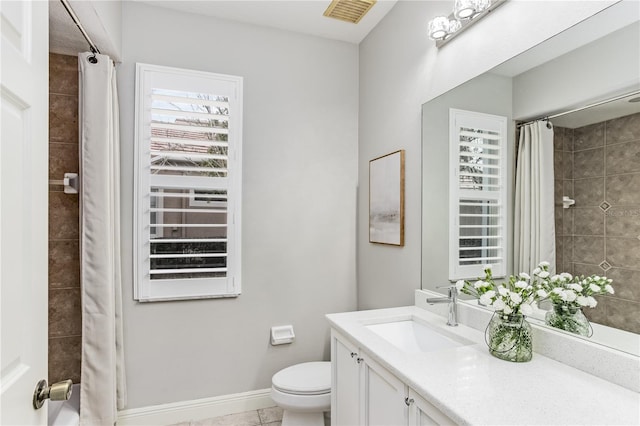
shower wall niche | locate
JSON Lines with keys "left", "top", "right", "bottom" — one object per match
{"left": 49, "top": 53, "right": 82, "bottom": 383}
{"left": 554, "top": 112, "right": 640, "bottom": 334}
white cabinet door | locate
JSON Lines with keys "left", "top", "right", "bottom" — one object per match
{"left": 332, "top": 331, "right": 361, "bottom": 426}
{"left": 0, "top": 0, "right": 49, "bottom": 425}
{"left": 361, "top": 356, "right": 408, "bottom": 426}
{"left": 408, "top": 389, "right": 455, "bottom": 426}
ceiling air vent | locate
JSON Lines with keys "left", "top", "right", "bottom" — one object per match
{"left": 323, "top": 0, "right": 377, "bottom": 24}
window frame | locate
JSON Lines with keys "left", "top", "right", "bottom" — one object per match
{"left": 448, "top": 108, "right": 507, "bottom": 280}
{"left": 133, "top": 63, "right": 243, "bottom": 302}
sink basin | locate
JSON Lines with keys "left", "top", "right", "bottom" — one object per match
{"left": 366, "top": 318, "right": 472, "bottom": 353}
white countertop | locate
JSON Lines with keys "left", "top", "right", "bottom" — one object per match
{"left": 326, "top": 306, "right": 640, "bottom": 425}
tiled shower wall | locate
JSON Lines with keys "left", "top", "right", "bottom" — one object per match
{"left": 49, "top": 53, "right": 82, "bottom": 383}
{"left": 554, "top": 112, "right": 640, "bottom": 334}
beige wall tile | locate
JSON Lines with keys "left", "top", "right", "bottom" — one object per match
{"left": 606, "top": 112, "right": 640, "bottom": 145}
{"left": 606, "top": 237, "right": 640, "bottom": 269}
{"left": 49, "top": 288, "right": 82, "bottom": 338}
{"left": 555, "top": 206, "right": 563, "bottom": 237}
{"left": 555, "top": 236, "right": 564, "bottom": 272}
{"left": 574, "top": 122, "right": 604, "bottom": 151}
{"left": 573, "top": 148, "right": 603, "bottom": 179}
{"left": 604, "top": 297, "right": 640, "bottom": 334}
{"left": 583, "top": 295, "right": 608, "bottom": 326}
{"left": 605, "top": 207, "right": 640, "bottom": 237}
{"left": 563, "top": 180, "right": 573, "bottom": 198}
{"left": 563, "top": 236, "right": 573, "bottom": 264}
{"left": 573, "top": 207, "right": 603, "bottom": 236}
{"left": 49, "top": 192, "right": 79, "bottom": 240}
{"left": 563, "top": 128, "right": 574, "bottom": 152}
{"left": 49, "top": 94, "right": 78, "bottom": 143}
{"left": 562, "top": 208, "right": 574, "bottom": 235}
{"left": 49, "top": 336, "right": 81, "bottom": 384}
{"left": 553, "top": 127, "right": 565, "bottom": 151}
{"left": 573, "top": 235, "right": 604, "bottom": 265}
{"left": 49, "top": 53, "right": 78, "bottom": 96}
{"left": 554, "top": 150, "right": 563, "bottom": 177}
{"left": 49, "top": 240, "right": 80, "bottom": 289}
{"left": 606, "top": 140, "right": 640, "bottom": 175}
{"left": 574, "top": 177, "right": 604, "bottom": 207}
{"left": 554, "top": 179, "right": 563, "bottom": 207}
{"left": 604, "top": 267, "right": 640, "bottom": 303}
{"left": 606, "top": 173, "right": 640, "bottom": 205}
{"left": 49, "top": 142, "right": 79, "bottom": 180}
{"left": 572, "top": 262, "right": 602, "bottom": 277}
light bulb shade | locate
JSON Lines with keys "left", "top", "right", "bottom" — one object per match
{"left": 448, "top": 19, "right": 462, "bottom": 34}
{"left": 475, "top": 0, "right": 492, "bottom": 13}
{"left": 428, "top": 16, "right": 450, "bottom": 40}
{"left": 454, "top": 0, "right": 476, "bottom": 19}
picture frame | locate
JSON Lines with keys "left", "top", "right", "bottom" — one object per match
{"left": 369, "top": 149, "right": 405, "bottom": 246}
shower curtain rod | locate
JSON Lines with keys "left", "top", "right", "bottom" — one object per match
{"left": 59, "top": 0, "right": 101, "bottom": 56}
{"left": 517, "top": 89, "right": 640, "bottom": 129}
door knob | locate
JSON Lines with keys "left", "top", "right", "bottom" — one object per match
{"left": 33, "top": 379, "right": 73, "bottom": 409}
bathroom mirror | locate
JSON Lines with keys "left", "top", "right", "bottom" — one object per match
{"left": 421, "top": 2, "right": 640, "bottom": 356}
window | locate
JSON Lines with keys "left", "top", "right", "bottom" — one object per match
{"left": 134, "top": 63, "right": 243, "bottom": 301}
{"left": 449, "top": 109, "right": 507, "bottom": 280}
{"left": 149, "top": 189, "right": 163, "bottom": 239}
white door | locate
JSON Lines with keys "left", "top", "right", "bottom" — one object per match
{"left": 1, "top": 0, "right": 49, "bottom": 424}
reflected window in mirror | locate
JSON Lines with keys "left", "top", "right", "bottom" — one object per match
{"left": 449, "top": 109, "right": 508, "bottom": 280}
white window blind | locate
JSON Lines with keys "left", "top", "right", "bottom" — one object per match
{"left": 134, "top": 63, "right": 243, "bottom": 301}
{"left": 449, "top": 109, "right": 507, "bottom": 280}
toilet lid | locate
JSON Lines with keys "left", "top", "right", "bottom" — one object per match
{"left": 272, "top": 362, "right": 331, "bottom": 395}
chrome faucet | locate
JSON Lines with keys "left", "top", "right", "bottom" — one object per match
{"left": 426, "top": 285, "right": 458, "bottom": 327}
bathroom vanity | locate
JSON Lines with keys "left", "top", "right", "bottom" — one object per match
{"left": 327, "top": 303, "right": 639, "bottom": 425}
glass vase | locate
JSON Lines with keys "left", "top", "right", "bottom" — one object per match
{"left": 545, "top": 303, "right": 590, "bottom": 337}
{"left": 487, "top": 312, "right": 532, "bottom": 362}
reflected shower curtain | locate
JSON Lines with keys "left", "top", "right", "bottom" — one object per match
{"left": 514, "top": 121, "right": 556, "bottom": 274}
{"left": 79, "top": 52, "right": 126, "bottom": 425}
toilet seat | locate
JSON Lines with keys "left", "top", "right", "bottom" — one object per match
{"left": 272, "top": 362, "right": 331, "bottom": 395}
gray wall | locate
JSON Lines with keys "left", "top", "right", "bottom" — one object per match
{"left": 513, "top": 22, "right": 640, "bottom": 120}
{"left": 118, "top": 2, "right": 358, "bottom": 408}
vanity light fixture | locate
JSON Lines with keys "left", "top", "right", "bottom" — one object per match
{"left": 428, "top": 0, "right": 506, "bottom": 47}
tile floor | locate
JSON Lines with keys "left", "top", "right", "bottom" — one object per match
{"left": 170, "top": 406, "right": 283, "bottom": 426}
{"left": 170, "top": 406, "right": 331, "bottom": 426}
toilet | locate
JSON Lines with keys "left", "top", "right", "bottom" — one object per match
{"left": 270, "top": 362, "right": 331, "bottom": 426}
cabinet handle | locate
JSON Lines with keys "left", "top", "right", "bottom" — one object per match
{"left": 404, "top": 397, "right": 414, "bottom": 406}
{"left": 350, "top": 352, "right": 358, "bottom": 358}
{"left": 356, "top": 357, "right": 364, "bottom": 364}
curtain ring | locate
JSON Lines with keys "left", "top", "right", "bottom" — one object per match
{"left": 87, "top": 47, "right": 98, "bottom": 64}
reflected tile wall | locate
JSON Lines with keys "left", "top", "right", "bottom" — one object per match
{"left": 554, "top": 127, "right": 573, "bottom": 273}
{"left": 562, "top": 112, "right": 640, "bottom": 334}
{"left": 49, "top": 53, "right": 81, "bottom": 384}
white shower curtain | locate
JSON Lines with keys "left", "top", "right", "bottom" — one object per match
{"left": 514, "top": 121, "right": 556, "bottom": 275}
{"left": 78, "top": 52, "right": 126, "bottom": 425}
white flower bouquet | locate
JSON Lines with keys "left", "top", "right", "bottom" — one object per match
{"left": 540, "top": 272, "right": 614, "bottom": 336}
{"left": 455, "top": 262, "right": 552, "bottom": 362}
{"left": 542, "top": 273, "right": 614, "bottom": 308}
{"left": 456, "top": 261, "right": 551, "bottom": 317}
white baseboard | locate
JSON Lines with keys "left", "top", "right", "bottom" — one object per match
{"left": 116, "top": 388, "right": 274, "bottom": 426}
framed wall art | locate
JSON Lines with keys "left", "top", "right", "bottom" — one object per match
{"left": 369, "top": 149, "right": 405, "bottom": 246}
